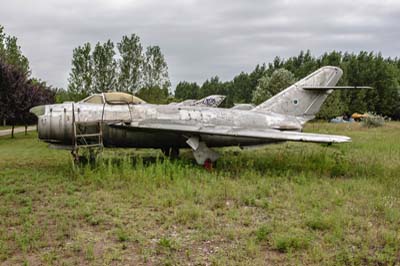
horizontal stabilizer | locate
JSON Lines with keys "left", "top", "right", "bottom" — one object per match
{"left": 302, "top": 86, "right": 372, "bottom": 90}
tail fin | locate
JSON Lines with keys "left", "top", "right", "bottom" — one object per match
{"left": 252, "top": 66, "right": 343, "bottom": 122}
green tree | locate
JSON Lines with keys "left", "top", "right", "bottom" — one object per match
{"left": 0, "top": 26, "right": 5, "bottom": 58}
{"left": 317, "top": 91, "right": 346, "bottom": 120}
{"left": 136, "top": 86, "right": 169, "bottom": 104}
{"left": 252, "top": 68, "right": 295, "bottom": 104}
{"left": 252, "top": 75, "right": 271, "bottom": 105}
{"left": 142, "top": 46, "right": 170, "bottom": 89}
{"left": 0, "top": 60, "right": 54, "bottom": 137}
{"left": 92, "top": 40, "right": 117, "bottom": 93}
{"left": 67, "top": 43, "right": 93, "bottom": 100}
{"left": 117, "top": 34, "right": 143, "bottom": 93}
{"left": 0, "top": 26, "right": 29, "bottom": 74}
{"left": 199, "top": 76, "right": 224, "bottom": 97}
{"left": 282, "top": 50, "right": 317, "bottom": 78}
{"left": 55, "top": 88, "right": 73, "bottom": 103}
{"left": 230, "top": 72, "right": 253, "bottom": 104}
{"left": 249, "top": 64, "right": 266, "bottom": 90}
{"left": 174, "top": 81, "right": 199, "bottom": 100}
{"left": 318, "top": 51, "right": 342, "bottom": 67}
{"left": 0, "top": 25, "right": 31, "bottom": 126}
{"left": 3, "top": 36, "right": 29, "bottom": 74}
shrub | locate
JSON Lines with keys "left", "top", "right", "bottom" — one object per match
{"left": 361, "top": 113, "right": 385, "bottom": 128}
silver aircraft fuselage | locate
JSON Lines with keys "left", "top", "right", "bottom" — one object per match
{"left": 32, "top": 67, "right": 359, "bottom": 165}
{"left": 37, "top": 102, "right": 302, "bottom": 149}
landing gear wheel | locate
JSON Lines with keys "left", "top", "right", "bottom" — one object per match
{"left": 88, "top": 148, "right": 100, "bottom": 164}
{"left": 170, "top": 148, "right": 180, "bottom": 159}
{"left": 161, "top": 147, "right": 171, "bottom": 157}
{"left": 71, "top": 149, "right": 80, "bottom": 164}
{"left": 203, "top": 159, "right": 213, "bottom": 171}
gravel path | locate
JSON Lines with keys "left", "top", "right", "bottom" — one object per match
{"left": 0, "top": 125, "right": 36, "bottom": 137}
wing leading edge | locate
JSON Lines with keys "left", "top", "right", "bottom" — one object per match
{"left": 110, "top": 122, "right": 351, "bottom": 144}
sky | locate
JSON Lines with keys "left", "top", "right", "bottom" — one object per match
{"left": 1, "top": 0, "right": 399, "bottom": 90}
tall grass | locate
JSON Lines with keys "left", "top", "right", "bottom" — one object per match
{"left": 1, "top": 122, "right": 400, "bottom": 265}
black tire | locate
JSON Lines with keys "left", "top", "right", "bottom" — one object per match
{"left": 161, "top": 147, "right": 171, "bottom": 157}
{"left": 170, "top": 148, "right": 180, "bottom": 159}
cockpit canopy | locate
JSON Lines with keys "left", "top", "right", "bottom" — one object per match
{"left": 82, "top": 94, "right": 104, "bottom": 104}
{"left": 81, "top": 92, "right": 146, "bottom": 105}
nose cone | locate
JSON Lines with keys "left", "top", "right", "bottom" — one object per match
{"left": 30, "top": 105, "right": 46, "bottom": 117}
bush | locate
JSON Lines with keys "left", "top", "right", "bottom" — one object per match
{"left": 361, "top": 113, "right": 386, "bottom": 128}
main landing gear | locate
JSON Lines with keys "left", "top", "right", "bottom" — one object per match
{"left": 203, "top": 159, "right": 214, "bottom": 171}
{"left": 161, "top": 138, "right": 219, "bottom": 170}
{"left": 186, "top": 136, "right": 219, "bottom": 170}
{"left": 161, "top": 147, "right": 180, "bottom": 159}
{"left": 71, "top": 148, "right": 101, "bottom": 164}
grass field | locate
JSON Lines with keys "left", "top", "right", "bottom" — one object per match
{"left": 0, "top": 122, "right": 399, "bottom": 265}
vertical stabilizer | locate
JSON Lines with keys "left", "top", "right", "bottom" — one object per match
{"left": 252, "top": 66, "right": 343, "bottom": 122}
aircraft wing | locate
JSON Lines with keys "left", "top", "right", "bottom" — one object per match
{"left": 110, "top": 122, "right": 351, "bottom": 143}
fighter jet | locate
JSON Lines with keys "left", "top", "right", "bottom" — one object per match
{"left": 30, "top": 66, "right": 369, "bottom": 167}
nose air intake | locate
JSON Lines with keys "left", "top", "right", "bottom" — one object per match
{"left": 30, "top": 105, "right": 46, "bottom": 117}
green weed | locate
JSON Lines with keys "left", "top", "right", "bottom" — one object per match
{"left": 273, "top": 231, "right": 311, "bottom": 253}
{"left": 255, "top": 225, "right": 272, "bottom": 242}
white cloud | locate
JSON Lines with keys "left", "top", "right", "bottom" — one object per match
{"left": 0, "top": 0, "right": 399, "bottom": 89}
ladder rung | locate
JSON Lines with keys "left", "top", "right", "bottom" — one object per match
{"left": 72, "top": 118, "right": 103, "bottom": 151}
{"left": 74, "top": 122, "right": 101, "bottom": 127}
{"left": 75, "top": 133, "right": 102, "bottom": 138}
{"left": 76, "top": 144, "right": 103, "bottom": 148}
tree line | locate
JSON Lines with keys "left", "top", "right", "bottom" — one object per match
{"left": 65, "top": 34, "right": 170, "bottom": 103}
{"left": 175, "top": 50, "right": 400, "bottom": 119}
{"left": 0, "top": 25, "right": 55, "bottom": 137}
{"left": 64, "top": 34, "right": 399, "bottom": 119}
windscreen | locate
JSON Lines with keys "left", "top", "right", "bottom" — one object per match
{"left": 103, "top": 92, "right": 146, "bottom": 105}
{"left": 81, "top": 95, "right": 104, "bottom": 104}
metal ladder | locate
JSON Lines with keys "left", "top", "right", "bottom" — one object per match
{"left": 73, "top": 121, "right": 103, "bottom": 149}
{"left": 71, "top": 103, "right": 104, "bottom": 162}
{"left": 70, "top": 99, "right": 132, "bottom": 162}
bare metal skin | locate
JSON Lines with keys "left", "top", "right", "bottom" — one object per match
{"left": 31, "top": 66, "right": 368, "bottom": 165}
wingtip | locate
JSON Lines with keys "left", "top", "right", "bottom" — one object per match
{"left": 337, "top": 136, "right": 352, "bottom": 143}
{"left": 328, "top": 134, "right": 352, "bottom": 143}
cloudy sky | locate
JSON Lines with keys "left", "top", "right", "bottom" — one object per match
{"left": 1, "top": 0, "right": 399, "bottom": 90}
